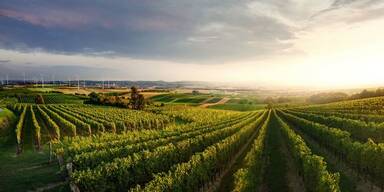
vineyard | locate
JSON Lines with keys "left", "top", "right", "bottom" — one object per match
{"left": 6, "top": 104, "right": 177, "bottom": 152}
{"left": 48, "top": 97, "right": 384, "bottom": 192}
{"left": 16, "top": 93, "right": 86, "bottom": 104}
{"left": 2, "top": 94, "right": 384, "bottom": 191}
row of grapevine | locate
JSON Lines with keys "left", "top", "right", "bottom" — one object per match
{"left": 61, "top": 104, "right": 173, "bottom": 131}
{"left": 54, "top": 105, "right": 105, "bottom": 133}
{"left": 278, "top": 110, "right": 384, "bottom": 187}
{"left": 60, "top": 105, "right": 116, "bottom": 132}
{"left": 155, "top": 105, "right": 240, "bottom": 123}
{"left": 5, "top": 102, "right": 251, "bottom": 158}
{"left": 30, "top": 105, "right": 42, "bottom": 150}
{"left": 232, "top": 111, "right": 270, "bottom": 191}
{"left": 15, "top": 105, "right": 27, "bottom": 145}
{"left": 7, "top": 103, "right": 25, "bottom": 114}
{"left": 131, "top": 111, "right": 268, "bottom": 192}
{"left": 8, "top": 104, "right": 96, "bottom": 147}
{"left": 294, "top": 109, "right": 384, "bottom": 124}
{"left": 16, "top": 94, "right": 84, "bottom": 104}
{"left": 274, "top": 111, "right": 340, "bottom": 191}
{"left": 47, "top": 105, "right": 92, "bottom": 136}
{"left": 59, "top": 112, "right": 254, "bottom": 158}
{"left": 71, "top": 111, "right": 261, "bottom": 171}
{"left": 42, "top": 106, "right": 77, "bottom": 136}
{"left": 43, "top": 94, "right": 84, "bottom": 104}
{"left": 16, "top": 95, "right": 35, "bottom": 103}
{"left": 297, "top": 96, "right": 384, "bottom": 112}
{"left": 286, "top": 110, "right": 384, "bottom": 142}
{"left": 36, "top": 105, "right": 60, "bottom": 140}
{"left": 71, "top": 112, "right": 266, "bottom": 191}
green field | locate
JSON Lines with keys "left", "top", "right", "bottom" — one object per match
{"left": 0, "top": 146, "right": 68, "bottom": 192}
{"left": 226, "top": 98, "right": 260, "bottom": 105}
{"left": 205, "top": 97, "right": 222, "bottom": 103}
{"left": 0, "top": 88, "right": 86, "bottom": 105}
{"left": 150, "top": 93, "right": 217, "bottom": 104}
{"left": 209, "top": 103, "right": 267, "bottom": 111}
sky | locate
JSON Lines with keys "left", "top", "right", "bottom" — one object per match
{"left": 1, "top": 0, "right": 384, "bottom": 88}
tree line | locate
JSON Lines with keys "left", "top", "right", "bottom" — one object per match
{"left": 308, "top": 88, "right": 384, "bottom": 104}
{"left": 87, "top": 86, "right": 146, "bottom": 110}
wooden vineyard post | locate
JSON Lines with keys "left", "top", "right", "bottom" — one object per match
{"left": 16, "top": 144, "right": 22, "bottom": 155}
{"left": 67, "top": 163, "right": 80, "bottom": 192}
{"left": 49, "top": 141, "right": 52, "bottom": 163}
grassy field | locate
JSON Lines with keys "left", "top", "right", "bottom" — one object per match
{"left": 205, "top": 97, "right": 223, "bottom": 103}
{"left": 226, "top": 98, "right": 260, "bottom": 104}
{"left": 209, "top": 103, "right": 267, "bottom": 111}
{"left": 150, "top": 93, "right": 268, "bottom": 111}
{"left": 150, "top": 93, "right": 218, "bottom": 104}
{"left": 0, "top": 106, "right": 67, "bottom": 191}
{"left": 0, "top": 88, "right": 87, "bottom": 105}
{"left": 0, "top": 145, "right": 68, "bottom": 192}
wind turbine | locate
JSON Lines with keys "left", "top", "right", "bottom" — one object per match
{"left": 23, "top": 72, "right": 26, "bottom": 85}
{"left": 40, "top": 74, "right": 44, "bottom": 88}
{"left": 77, "top": 75, "right": 80, "bottom": 91}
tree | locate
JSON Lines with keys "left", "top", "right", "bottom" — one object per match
{"left": 307, "top": 92, "right": 348, "bottom": 104}
{"left": 88, "top": 92, "right": 100, "bottom": 103}
{"left": 130, "top": 86, "right": 145, "bottom": 110}
{"left": 350, "top": 88, "right": 384, "bottom": 100}
{"left": 264, "top": 97, "right": 275, "bottom": 104}
{"left": 137, "top": 94, "right": 145, "bottom": 110}
{"left": 35, "top": 94, "right": 45, "bottom": 104}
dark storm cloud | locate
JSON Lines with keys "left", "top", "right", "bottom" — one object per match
{"left": 0, "top": 0, "right": 295, "bottom": 62}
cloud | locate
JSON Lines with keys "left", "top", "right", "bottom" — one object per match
{"left": 1, "top": 0, "right": 383, "bottom": 65}
{"left": 0, "top": 8, "right": 95, "bottom": 29}
{"left": 0, "top": 59, "right": 10, "bottom": 63}
{"left": 0, "top": 0, "right": 296, "bottom": 63}
{"left": 310, "top": 0, "right": 384, "bottom": 23}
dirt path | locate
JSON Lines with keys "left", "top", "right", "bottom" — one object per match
{"left": 279, "top": 128, "right": 306, "bottom": 192}
{"left": 260, "top": 114, "right": 292, "bottom": 192}
{"left": 200, "top": 97, "right": 230, "bottom": 108}
{"left": 27, "top": 181, "right": 67, "bottom": 192}
{"left": 214, "top": 120, "right": 263, "bottom": 192}
{"left": 23, "top": 107, "right": 35, "bottom": 151}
